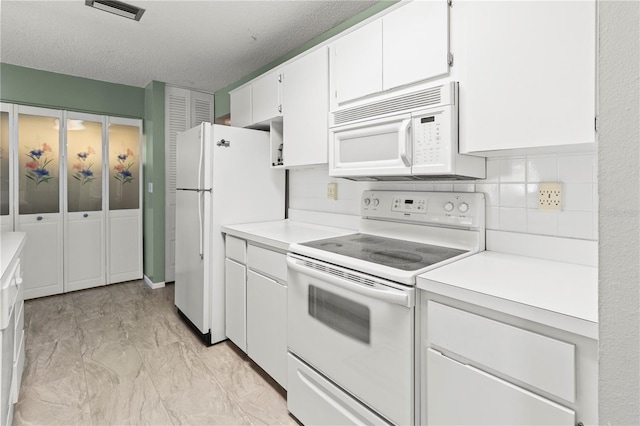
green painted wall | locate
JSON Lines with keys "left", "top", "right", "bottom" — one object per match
{"left": 143, "top": 81, "right": 165, "bottom": 283}
{"left": 0, "top": 63, "right": 145, "bottom": 118}
{"left": 213, "top": 1, "right": 399, "bottom": 119}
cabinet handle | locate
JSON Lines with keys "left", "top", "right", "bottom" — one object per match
{"left": 278, "top": 105, "right": 282, "bottom": 113}
{"left": 576, "top": 423, "right": 584, "bottom": 426}
{"left": 36, "top": 216, "right": 43, "bottom": 221}
{"left": 83, "top": 213, "right": 89, "bottom": 218}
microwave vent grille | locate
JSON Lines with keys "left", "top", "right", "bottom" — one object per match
{"left": 333, "top": 86, "right": 443, "bottom": 125}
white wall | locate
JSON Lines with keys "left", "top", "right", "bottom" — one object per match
{"left": 598, "top": 1, "right": 640, "bottom": 424}
{"left": 290, "top": 152, "right": 598, "bottom": 241}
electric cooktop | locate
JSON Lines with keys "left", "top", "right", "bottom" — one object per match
{"left": 300, "top": 233, "right": 468, "bottom": 271}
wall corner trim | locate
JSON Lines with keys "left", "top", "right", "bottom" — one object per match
{"left": 144, "top": 275, "right": 165, "bottom": 290}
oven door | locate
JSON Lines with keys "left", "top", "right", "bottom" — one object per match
{"left": 287, "top": 254, "right": 415, "bottom": 426}
{"left": 329, "top": 113, "right": 413, "bottom": 178}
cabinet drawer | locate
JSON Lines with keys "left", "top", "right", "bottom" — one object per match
{"left": 427, "top": 301, "right": 575, "bottom": 402}
{"left": 225, "top": 236, "right": 246, "bottom": 264}
{"left": 427, "top": 349, "right": 575, "bottom": 425}
{"left": 247, "top": 245, "right": 287, "bottom": 282}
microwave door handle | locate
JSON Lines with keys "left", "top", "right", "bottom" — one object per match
{"left": 399, "top": 118, "right": 412, "bottom": 166}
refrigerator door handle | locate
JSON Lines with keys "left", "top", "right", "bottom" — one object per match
{"left": 198, "top": 191, "right": 204, "bottom": 259}
{"left": 197, "top": 123, "right": 205, "bottom": 190}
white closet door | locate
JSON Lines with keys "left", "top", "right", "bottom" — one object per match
{"left": 15, "top": 106, "right": 64, "bottom": 299}
{"left": 165, "top": 87, "right": 213, "bottom": 283}
{"left": 64, "top": 112, "right": 105, "bottom": 292}
{"left": 0, "top": 103, "right": 14, "bottom": 233}
{"left": 107, "top": 116, "right": 142, "bottom": 284}
{"left": 164, "top": 86, "right": 189, "bottom": 283}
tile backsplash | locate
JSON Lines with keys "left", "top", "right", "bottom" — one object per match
{"left": 289, "top": 152, "right": 598, "bottom": 241}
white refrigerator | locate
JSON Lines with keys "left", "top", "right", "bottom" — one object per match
{"left": 174, "top": 123, "right": 284, "bottom": 345}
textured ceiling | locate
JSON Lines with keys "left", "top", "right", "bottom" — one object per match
{"left": 0, "top": 0, "right": 378, "bottom": 93}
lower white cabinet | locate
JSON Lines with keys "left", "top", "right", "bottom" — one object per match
{"left": 247, "top": 269, "right": 287, "bottom": 388}
{"left": 1, "top": 233, "right": 26, "bottom": 426}
{"left": 224, "top": 258, "right": 246, "bottom": 352}
{"left": 421, "top": 295, "right": 597, "bottom": 425}
{"left": 223, "top": 235, "right": 288, "bottom": 389}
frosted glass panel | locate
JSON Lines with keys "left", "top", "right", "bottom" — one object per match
{"left": 109, "top": 124, "right": 139, "bottom": 210}
{"left": 0, "top": 112, "right": 9, "bottom": 216}
{"left": 67, "top": 120, "right": 103, "bottom": 212}
{"left": 18, "top": 114, "right": 60, "bottom": 214}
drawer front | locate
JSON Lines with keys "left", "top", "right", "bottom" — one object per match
{"left": 287, "top": 353, "right": 391, "bottom": 426}
{"left": 427, "top": 349, "right": 575, "bottom": 425}
{"left": 427, "top": 301, "right": 575, "bottom": 402}
{"left": 225, "top": 236, "right": 246, "bottom": 264}
{"left": 247, "top": 244, "right": 287, "bottom": 282}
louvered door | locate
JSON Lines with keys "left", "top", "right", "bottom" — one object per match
{"left": 164, "top": 87, "right": 213, "bottom": 283}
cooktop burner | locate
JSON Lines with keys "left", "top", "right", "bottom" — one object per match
{"left": 301, "top": 233, "right": 468, "bottom": 271}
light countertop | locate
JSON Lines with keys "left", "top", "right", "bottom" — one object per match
{"left": 418, "top": 250, "right": 598, "bottom": 339}
{"left": 1, "top": 232, "right": 27, "bottom": 279}
{"left": 221, "top": 220, "right": 356, "bottom": 251}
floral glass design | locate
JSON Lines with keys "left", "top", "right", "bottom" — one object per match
{"left": 113, "top": 148, "right": 135, "bottom": 185}
{"left": 67, "top": 119, "right": 102, "bottom": 213}
{"left": 25, "top": 143, "right": 54, "bottom": 186}
{"left": 72, "top": 146, "right": 96, "bottom": 185}
{"left": 109, "top": 123, "right": 140, "bottom": 210}
{"left": 18, "top": 114, "right": 60, "bottom": 214}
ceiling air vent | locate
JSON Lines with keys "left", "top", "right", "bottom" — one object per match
{"left": 85, "top": 0, "right": 145, "bottom": 21}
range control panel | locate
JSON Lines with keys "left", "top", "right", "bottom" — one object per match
{"left": 361, "top": 190, "right": 485, "bottom": 229}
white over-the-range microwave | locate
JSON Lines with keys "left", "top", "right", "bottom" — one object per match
{"left": 329, "top": 81, "right": 485, "bottom": 180}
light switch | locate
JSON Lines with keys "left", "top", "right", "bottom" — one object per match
{"left": 148, "top": 182, "right": 153, "bottom": 193}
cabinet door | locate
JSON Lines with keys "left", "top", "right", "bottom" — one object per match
{"left": 330, "top": 20, "right": 383, "bottom": 107}
{"left": 426, "top": 349, "right": 575, "bottom": 425}
{"left": 458, "top": 1, "right": 596, "bottom": 153}
{"left": 382, "top": 0, "right": 449, "bottom": 90}
{"left": 252, "top": 70, "right": 281, "bottom": 125}
{"left": 65, "top": 113, "right": 105, "bottom": 292}
{"left": 225, "top": 258, "right": 246, "bottom": 352}
{"left": 230, "top": 85, "right": 252, "bottom": 128}
{"left": 247, "top": 270, "right": 287, "bottom": 389}
{"left": 282, "top": 48, "right": 329, "bottom": 167}
{"left": 15, "top": 106, "right": 64, "bottom": 299}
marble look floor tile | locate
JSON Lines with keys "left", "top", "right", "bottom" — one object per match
{"left": 83, "top": 341, "right": 143, "bottom": 381}
{"left": 125, "top": 314, "right": 184, "bottom": 354}
{"left": 85, "top": 361, "right": 173, "bottom": 426}
{"left": 24, "top": 294, "right": 74, "bottom": 331}
{"left": 21, "top": 337, "right": 84, "bottom": 390}
{"left": 238, "top": 382, "right": 297, "bottom": 426}
{"left": 199, "top": 342, "right": 264, "bottom": 401}
{"left": 27, "top": 311, "right": 78, "bottom": 347}
{"left": 114, "top": 298, "right": 167, "bottom": 324}
{"left": 161, "top": 377, "right": 253, "bottom": 426}
{"left": 142, "top": 341, "right": 211, "bottom": 396}
{"left": 77, "top": 313, "right": 130, "bottom": 356}
{"left": 13, "top": 395, "right": 92, "bottom": 426}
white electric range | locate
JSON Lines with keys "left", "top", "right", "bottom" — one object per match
{"left": 286, "top": 190, "right": 485, "bottom": 426}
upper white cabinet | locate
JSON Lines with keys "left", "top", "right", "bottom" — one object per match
{"left": 230, "top": 85, "right": 252, "bottom": 128}
{"left": 281, "top": 48, "right": 329, "bottom": 167}
{"left": 457, "top": 1, "right": 596, "bottom": 154}
{"left": 383, "top": 0, "right": 450, "bottom": 91}
{"left": 330, "top": 21, "right": 383, "bottom": 106}
{"left": 330, "top": 1, "right": 450, "bottom": 108}
{"left": 251, "top": 70, "right": 282, "bottom": 126}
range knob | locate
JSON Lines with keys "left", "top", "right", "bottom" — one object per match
{"left": 372, "top": 198, "right": 380, "bottom": 207}
{"left": 458, "top": 202, "right": 469, "bottom": 213}
{"left": 364, "top": 198, "right": 371, "bottom": 206}
{"left": 444, "top": 202, "right": 454, "bottom": 212}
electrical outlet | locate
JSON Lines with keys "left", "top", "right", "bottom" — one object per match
{"left": 327, "top": 183, "right": 338, "bottom": 200}
{"left": 538, "top": 182, "right": 562, "bottom": 211}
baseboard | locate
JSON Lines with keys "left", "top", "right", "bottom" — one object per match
{"left": 143, "top": 275, "right": 165, "bottom": 289}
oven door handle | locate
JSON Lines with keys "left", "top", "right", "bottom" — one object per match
{"left": 287, "top": 257, "right": 413, "bottom": 308}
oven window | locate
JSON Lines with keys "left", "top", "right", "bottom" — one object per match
{"left": 308, "top": 285, "right": 370, "bottom": 344}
